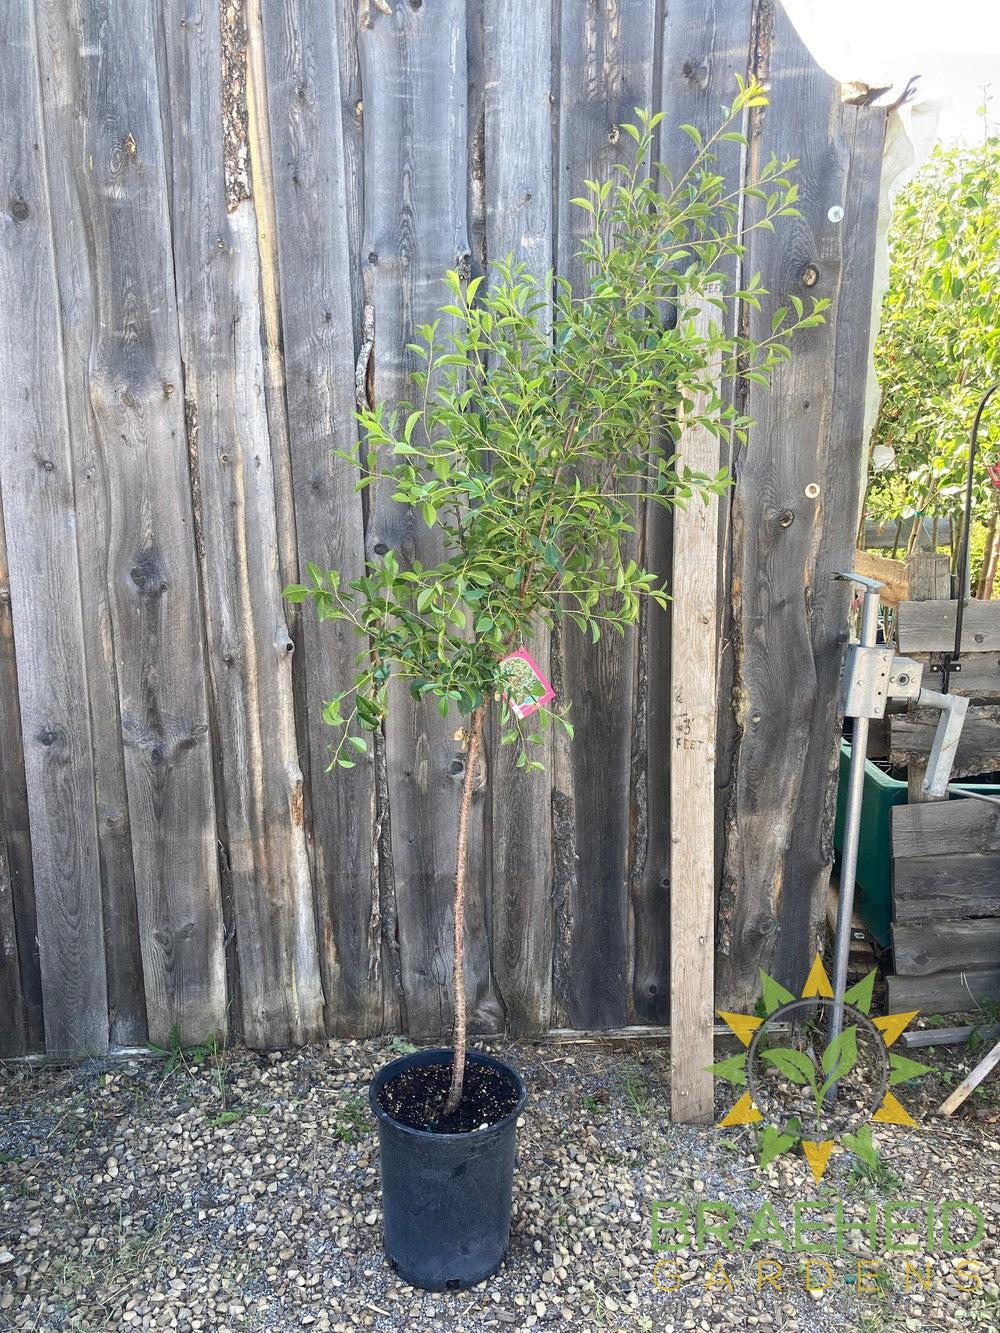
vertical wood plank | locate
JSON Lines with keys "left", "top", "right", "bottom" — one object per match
{"left": 0, "top": 836, "right": 24, "bottom": 1058}
{"left": 632, "top": 0, "right": 753, "bottom": 1026}
{"left": 161, "top": 0, "right": 325, "bottom": 1047}
{"left": 669, "top": 294, "right": 721, "bottom": 1122}
{"left": 36, "top": 0, "right": 227, "bottom": 1045}
{"left": 35, "top": 11, "right": 149, "bottom": 1051}
{"left": 553, "top": 0, "right": 658, "bottom": 1029}
{"left": 483, "top": 0, "right": 555, "bottom": 1034}
{"left": 0, "top": 489, "right": 43, "bottom": 1053}
{"left": 0, "top": 0, "right": 109, "bottom": 1055}
{"left": 360, "top": 0, "right": 502, "bottom": 1038}
{"left": 718, "top": 1, "right": 887, "bottom": 1007}
{"left": 0, "top": 495, "right": 27, "bottom": 1056}
{"left": 261, "top": 0, "right": 394, "bottom": 1035}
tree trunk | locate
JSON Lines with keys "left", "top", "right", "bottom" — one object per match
{"left": 890, "top": 517, "right": 903, "bottom": 559}
{"left": 976, "top": 499, "right": 999, "bottom": 598}
{"left": 443, "top": 704, "right": 485, "bottom": 1116}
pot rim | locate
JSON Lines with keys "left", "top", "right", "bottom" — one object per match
{"left": 368, "top": 1046, "right": 527, "bottom": 1142}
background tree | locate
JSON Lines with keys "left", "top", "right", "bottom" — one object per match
{"left": 288, "top": 81, "right": 825, "bottom": 1115}
{"left": 864, "top": 111, "right": 1000, "bottom": 593}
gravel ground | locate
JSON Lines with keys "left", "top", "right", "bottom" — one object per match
{"left": 1, "top": 1028, "right": 998, "bottom": 1332}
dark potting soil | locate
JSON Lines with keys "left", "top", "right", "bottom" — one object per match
{"left": 377, "top": 1060, "right": 520, "bottom": 1134}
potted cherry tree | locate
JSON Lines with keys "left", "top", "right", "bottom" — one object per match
{"left": 287, "top": 78, "right": 824, "bottom": 1290}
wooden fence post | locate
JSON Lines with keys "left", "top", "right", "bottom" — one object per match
{"left": 670, "top": 293, "right": 722, "bottom": 1124}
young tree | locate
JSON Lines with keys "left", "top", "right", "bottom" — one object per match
{"left": 288, "top": 78, "right": 825, "bottom": 1114}
{"left": 865, "top": 115, "right": 1000, "bottom": 587}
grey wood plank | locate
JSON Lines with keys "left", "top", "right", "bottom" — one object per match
{"left": 0, "top": 0, "right": 109, "bottom": 1055}
{"left": 911, "top": 653, "right": 1000, "bottom": 701}
{"left": 892, "top": 855, "right": 1000, "bottom": 922}
{"left": 0, "top": 840, "right": 22, "bottom": 1057}
{"left": 719, "top": 2, "right": 886, "bottom": 1008}
{"left": 901, "top": 1023, "right": 1000, "bottom": 1048}
{"left": 897, "top": 599, "right": 1000, "bottom": 655}
{"left": 890, "top": 706, "right": 1000, "bottom": 779}
{"left": 262, "top": 0, "right": 397, "bottom": 1036}
{"left": 36, "top": 0, "right": 226, "bottom": 1047}
{"left": 161, "top": 0, "right": 325, "bottom": 1048}
{"left": 0, "top": 488, "right": 41, "bottom": 1053}
{"left": 359, "top": 0, "right": 502, "bottom": 1039}
{"left": 887, "top": 970, "right": 1000, "bottom": 1015}
{"left": 483, "top": 0, "right": 554, "bottom": 1036}
{"left": 553, "top": 0, "right": 658, "bottom": 1030}
{"left": 642, "top": 0, "right": 754, "bottom": 1027}
{"left": 34, "top": 10, "right": 148, "bottom": 1051}
{"left": 892, "top": 797, "right": 1000, "bottom": 859}
{"left": 893, "top": 921, "right": 1000, "bottom": 975}
{"left": 0, "top": 487, "right": 26, "bottom": 1055}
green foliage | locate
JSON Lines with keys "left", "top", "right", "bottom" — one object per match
{"left": 332, "top": 1094, "right": 371, "bottom": 1144}
{"left": 147, "top": 1025, "right": 215, "bottom": 1079}
{"left": 288, "top": 79, "right": 824, "bottom": 769}
{"left": 867, "top": 117, "right": 1000, "bottom": 579}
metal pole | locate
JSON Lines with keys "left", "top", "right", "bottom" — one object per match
{"left": 826, "top": 585, "right": 881, "bottom": 1094}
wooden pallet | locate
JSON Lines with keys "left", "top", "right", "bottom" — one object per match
{"left": 888, "top": 798, "right": 1000, "bottom": 1013}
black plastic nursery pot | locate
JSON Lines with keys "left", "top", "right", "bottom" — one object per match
{"left": 369, "top": 1047, "right": 527, "bottom": 1291}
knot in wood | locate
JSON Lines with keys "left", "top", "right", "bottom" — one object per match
{"left": 9, "top": 198, "right": 29, "bottom": 222}
{"left": 681, "top": 56, "right": 709, "bottom": 89}
{"left": 129, "top": 547, "right": 168, "bottom": 599}
{"left": 800, "top": 263, "right": 819, "bottom": 287}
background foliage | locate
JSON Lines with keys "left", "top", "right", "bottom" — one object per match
{"left": 865, "top": 112, "right": 1000, "bottom": 591}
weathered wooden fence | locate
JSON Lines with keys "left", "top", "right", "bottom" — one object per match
{"left": 0, "top": 0, "right": 885, "bottom": 1056}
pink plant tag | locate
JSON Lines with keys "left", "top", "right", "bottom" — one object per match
{"left": 499, "top": 648, "right": 555, "bottom": 719}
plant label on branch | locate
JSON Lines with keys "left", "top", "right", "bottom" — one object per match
{"left": 499, "top": 649, "right": 554, "bottom": 719}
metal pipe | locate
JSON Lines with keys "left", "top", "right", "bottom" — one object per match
{"left": 826, "top": 585, "right": 881, "bottom": 1100}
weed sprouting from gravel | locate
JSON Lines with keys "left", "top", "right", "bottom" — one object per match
{"left": 333, "top": 1093, "right": 370, "bottom": 1144}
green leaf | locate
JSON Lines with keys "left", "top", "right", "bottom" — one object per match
{"left": 841, "top": 1123, "right": 878, "bottom": 1168}
{"left": 759, "top": 1046, "right": 817, "bottom": 1088}
{"left": 888, "top": 1053, "right": 934, "bottom": 1086}
{"left": 843, "top": 970, "right": 876, "bottom": 1014}
{"left": 760, "top": 971, "right": 796, "bottom": 1015}
{"left": 403, "top": 410, "right": 422, "bottom": 443}
{"left": 706, "top": 1053, "right": 748, "bottom": 1087}
{"left": 818, "top": 1025, "right": 858, "bottom": 1099}
{"left": 759, "top": 1124, "right": 796, "bottom": 1168}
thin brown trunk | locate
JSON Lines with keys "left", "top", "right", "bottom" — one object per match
{"left": 952, "top": 509, "right": 964, "bottom": 578}
{"left": 890, "top": 517, "right": 903, "bottom": 559}
{"left": 979, "top": 499, "right": 1000, "bottom": 598}
{"left": 443, "top": 704, "right": 485, "bottom": 1116}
